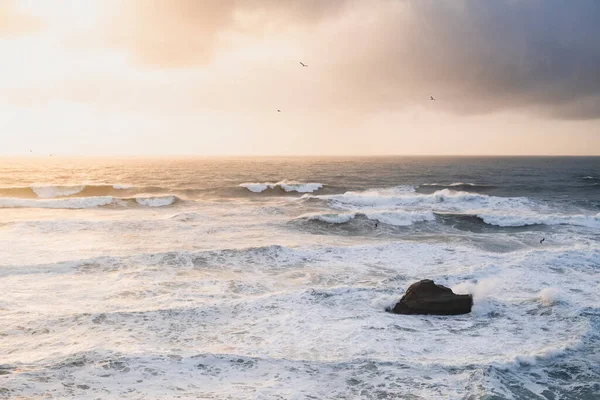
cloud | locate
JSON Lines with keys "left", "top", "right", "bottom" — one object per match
{"left": 318, "top": 0, "right": 600, "bottom": 119}
{"left": 101, "top": 0, "right": 600, "bottom": 119}
{"left": 8, "top": 0, "right": 600, "bottom": 120}
{"left": 0, "top": 1, "right": 42, "bottom": 35}
{"left": 105, "top": 0, "right": 350, "bottom": 67}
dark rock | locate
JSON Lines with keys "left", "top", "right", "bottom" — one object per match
{"left": 390, "top": 279, "right": 472, "bottom": 315}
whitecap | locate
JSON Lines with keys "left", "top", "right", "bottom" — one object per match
{"left": 31, "top": 185, "right": 85, "bottom": 198}
{"left": 239, "top": 180, "right": 323, "bottom": 193}
{"left": 113, "top": 184, "right": 134, "bottom": 190}
{"left": 135, "top": 196, "right": 178, "bottom": 207}
{"left": 0, "top": 196, "right": 114, "bottom": 209}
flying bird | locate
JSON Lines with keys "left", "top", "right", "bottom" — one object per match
{"left": 299, "top": 62, "right": 308, "bottom": 67}
{"left": 430, "top": 96, "right": 436, "bottom": 101}
{"left": 540, "top": 238, "right": 545, "bottom": 244}
{"left": 277, "top": 110, "right": 281, "bottom": 112}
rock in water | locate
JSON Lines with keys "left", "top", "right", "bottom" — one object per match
{"left": 390, "top": 279, "right": 472, "bottom": 315}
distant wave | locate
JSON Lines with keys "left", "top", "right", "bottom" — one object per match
{"left": 303, "top": 188, "right": 526, "bottom": 210}
{"left": 296, "top": 210, "right": 435, "bottom": 226}
{"left": 112, "top": 184, "right": 135, "bottom": 190}
{"left": 31, "top": 185, "right": 87, "bottom": 198}
{"left": 421, "top": 182, "right": 480, "bottom": 186}
{"left": 135, "top": 195, "right": 178, "bottom": 207}
{"left": 239, "top": 180, "right": 324, "bottom": 194}
{"left": 298, "top": 209, "right": 598, "bottom": 229}
{"left": 303, "top": 187, "right": 600, "bottom": 229}
{"left": 436, "top": 212, "right": 600, "bottom": 229}
{"left": 0, "top": 196, "right": 115, "bottom": 209}
{"left": 582, "top": 176, "right": 598, "bottom": 180}
{"left": 476, "top": 212, "right": 600, "bottom": 229}
{"left": 0, "top": 195, "right": 181, "bottom": 209}
{"left": 0, "top": 184, "right": 140, "bottom": 199}
{"left": 418, "top": 182, "right": 494, "bottom": 193}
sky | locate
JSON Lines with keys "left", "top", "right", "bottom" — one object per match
{"left": 1, "top": 0, "right": 599, "bottom": 156}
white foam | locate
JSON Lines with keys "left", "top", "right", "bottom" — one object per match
{"left": 307, "top": 188, "right": 529, "bottom": 211}
{"left": 303, "top": 212, "right": 356, "bottom": 224}
{"left": 299, "top": 210, "right": 435, "bottom": 226}
{"left": 539, "top": 288, "right": 560, "bottom": 306}
{"left": 239, "top": 183, "right": 269, "bottom": 193}
{"left": 113, "top": 184, "right": 134, "bottom": 190}
{"left": 422, "top": 182, "right": 478, "bottom": 187}
{"left": 479, "top": 212, "right": 600, "bottom": 229}
{"left": 449, "top": 182, "right": 476, "bottom": 186}
{"left": 0, "top": 196, "right": 114, "bottom": 209}
{"left": 135, "top": 196, "right": 177, "bottom": 207}
{"left": 31, "top": 185, "right": 85, "bottom": 198}
{"left": 240, "top": 180, "right": 323, "bottom": 193}
{"left": 366, "top": 210, "right": 435, "bottom": 226}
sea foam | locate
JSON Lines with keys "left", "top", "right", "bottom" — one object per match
{"left": 31, "top": 185, "right": 86, "bottom": 198}
{"left": 240, "top": 180, "right": 323, "bottom": 193}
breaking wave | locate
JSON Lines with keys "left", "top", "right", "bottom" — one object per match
{"left": 418, "top": 182, "right": 495, "bottom": 193}
{"left": 135, "top": 196, "right": 178, "bottom": 207}
{"left": 297, "top": 210, "right": 435, "bottom": 226}
{"left": 435, "top": 212, "right": 600, "bottom": 229}
{"left": 0, "top": 195, "right": 181, "bottom": 209}
{"left": 303, "top": 188, "right": 529, "bottom": 210}
{"left": 239, "top": 180, "right": 324, "bottom": 194}
{"left": 0, "top": 184, "right": 140, "bottom": 199}
{"left": 301, "top": 188, "right": 600, "bottom": 230}
{"left": 477, "top": 212, "right": 600, "bottom": 229}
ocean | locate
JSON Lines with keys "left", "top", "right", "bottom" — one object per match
{"left": 0, "top": 156, "right": 599, "bottom": 399}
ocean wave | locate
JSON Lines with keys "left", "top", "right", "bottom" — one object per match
{"left": 31, "top": 184, "right": 86, "bottom": 198}
{"left": 135, "top": 195, "right": 178, "bottom": 207}
{"left": 0, "top": 196, "right": 115, "bottom": 209}
{"left": 418, "top": 182, "right": 494, "bottom": 193}
{"left": 421, "top": 182, "right": 480, "bottom": 187}
{"left": 477, "top": 212, "right": 600, "bottom": 229}
{"left": 304, "top": 188, "right": 529, "bottom": 211}
{"left": 0, "top": 195, "right": 181, "bottom": 209}
{"left": 297, "top": 210, "right": 435, "bottom": 226}
{"left": 0, "top": 184, "right": 140, "bottom": 199}
{"left": 582, "top": 176, "right": 599, "bottom": 180}
{"left": 434, "top": 211, "right": 600, "bottom": 229}
{"left": 239, "top": 180, "right": 323, "bottom": 193}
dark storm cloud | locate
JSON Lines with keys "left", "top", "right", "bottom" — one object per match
{"left": 343, "top": 0, "right": 600, "bottom": 119}
{"left": 107, "top": 0, "right": 600, "bottom": 119}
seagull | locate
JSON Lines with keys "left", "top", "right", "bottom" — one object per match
{"left": 540, "top": 238, "right": 545, "bottom": 244}
{"left": 277, "top": 109, "right": 281, "bottom": 112}
{"left": 430, "top": 96, "right": 436, "bottom": 101}
{"left": 299, "top": 62, "right": 308, "bottom": 67}
{"left": 375, "top": 222, "right": 378, "bottom": 228}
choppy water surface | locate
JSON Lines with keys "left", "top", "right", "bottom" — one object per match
{"left": 0, "top": 156, "right": 599, "bottom": 399}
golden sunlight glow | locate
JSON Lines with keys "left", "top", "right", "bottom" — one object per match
{"left": 0, "top": 0, "right": 598, "bottom": 155}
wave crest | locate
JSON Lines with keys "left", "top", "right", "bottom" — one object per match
{"left": 297, "top": 210, "right": 435, "bottom": 226}
{"left": 0, "top": 184, "right": 138, "bottom": 199}
{"left": 240, "top": 180, "right": 323, "bottom": 194}
{"left": 135, "top": 196, "right": 178, "bottom": 207}
{"left": 0, "top": 195, "right": 181, "bottom": 209}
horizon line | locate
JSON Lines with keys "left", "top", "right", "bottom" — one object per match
{"left": 1, "top": 154, "right": 599, "bottom": 158}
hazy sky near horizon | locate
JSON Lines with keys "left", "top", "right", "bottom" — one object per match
{"left": 1, "top": 0, "right": 600, "bottom": 156}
